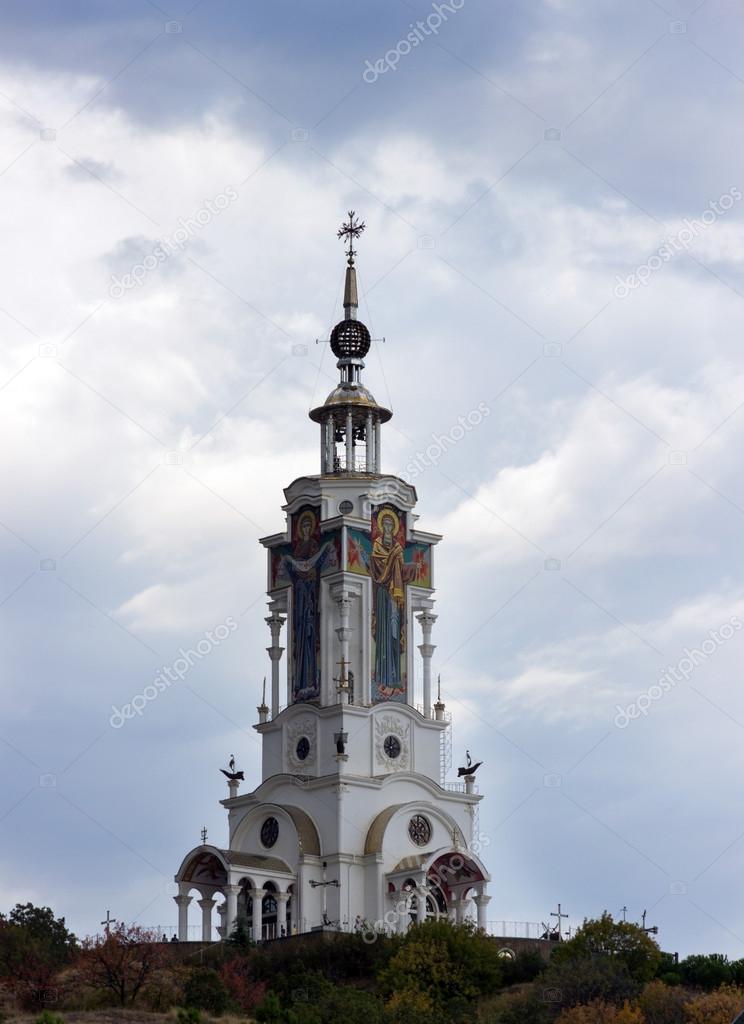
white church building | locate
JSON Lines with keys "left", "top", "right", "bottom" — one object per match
{"left": 173, "top": 215, "right": 491, "bottom": 942}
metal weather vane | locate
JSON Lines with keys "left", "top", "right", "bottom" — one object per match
{"left": 337, "top": 210, "right": 365, "bottom": 265}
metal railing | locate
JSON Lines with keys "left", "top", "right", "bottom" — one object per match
{"left": 486, "top": 921, "right": 546, "bottom": 940}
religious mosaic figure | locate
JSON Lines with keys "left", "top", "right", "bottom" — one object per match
{"left": 370, "top": 507, "right": 417, "bottom": 700}
{"left": 278, "top": 507, "right": 336, "bottom": 701}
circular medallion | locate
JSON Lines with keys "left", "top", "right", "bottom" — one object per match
{"left": 408, "top": 814, "right": 432, "bottom": 847}
{"left": 338, "top": 499, "right": 354, "bottom": 515}
{"left": 296, "top": 736, "right": 310, "bottom": 761}
{"left": 260, "top": 816, "right": 279, "bottom": 848}
{"left": 383, "top": 734, "right": 401, "bottom": 759}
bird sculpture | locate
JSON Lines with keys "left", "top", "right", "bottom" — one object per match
{"left": 457, "top": 749, "right": 483, "bottom": 777}
{"left": 220, "top": 754, "right": 244, "bottom": 781}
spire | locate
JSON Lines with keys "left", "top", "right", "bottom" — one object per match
{"left": 337, "top": 211, "right": 365, "bottom": 321}
{"left": 310, "top": 213, "right": 391, "bottom": 475}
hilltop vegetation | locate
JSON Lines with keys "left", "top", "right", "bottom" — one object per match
{"left": 1, "top": 905, "right": 743, "bottom": 1024}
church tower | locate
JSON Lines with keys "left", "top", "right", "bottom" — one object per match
{"left": 173, "top": 215, "right": 491, "bottom": 942}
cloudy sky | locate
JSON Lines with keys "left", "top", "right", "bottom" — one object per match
{"left": 2, "top": 0, "right": 744, "bottom": 957}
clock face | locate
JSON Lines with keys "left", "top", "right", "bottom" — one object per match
{"left": 296, "top": 736, "right": 310, "bottom": 761}
{"left": 409, "top": 814, "right": 432, "bottom": 847}
{"left": 383, "top": 734, "right": 401, "bottom": 759}
{"left": 260, "top": 816, "right": 279, "bottom": 848}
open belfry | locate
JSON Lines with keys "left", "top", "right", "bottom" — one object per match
{"left": 173, "top": 215, "right": 491, "bottom": 941}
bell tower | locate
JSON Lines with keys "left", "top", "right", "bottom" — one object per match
{"left": 173, "top": 215, "right": 491, "bottom": 943}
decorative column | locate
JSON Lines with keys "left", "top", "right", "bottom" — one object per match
{"left": 197, "top": 896, "right": 216, "bottom": 942}
{"left": 374, "top": 421, "right": 381, "bottom": 472}
{"left": 448, "top": 892, "right": 459, "bottom": 925}
{"left": 387, "top": 890, "right": 404, "bottom": 935}
{"left": 174, "top": 893, "right": 192, "bottom": 941}
{"left": 345, "top": 408, "right": 353, "bottom": 471}
{"left": 416, "top": 610, "right": 437, "bottom": 718}
{"left": 456, "top": 893, "right": 469, "bottom": 924}
{"left": 217, "top": 902, "right": 226, "bottom": 939}
{"left": 252, "top": 888, "right": 266, "bottom": 943}
{"left": 416, "top": 884, "right": 428, "bottom": 924}
{"left": 473, "top": 893, "right": 491, "bottom": 931}
{"left": 277, "top": 892, "right": 289, "bottom": 936}
{"left": 328, "top": 413, "right": 335, "bottom": 472}
{"left": 365, "top": 411, "right": 374, "bottom": 472}
{"left": 265, "top": 611, "right": 285, "bottom": 718}
{"left": 334, "top": 592, "right": 352, "bottom": 705}
{"left": 224, "top": 884, "right": 240, "bottom": 941}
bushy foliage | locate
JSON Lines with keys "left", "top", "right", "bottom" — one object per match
{"left": 639, "top": 979, "right": 692, "bottom": 1024}
{"left": 176, "top": 1007, "right": 202, "bottom": 1024}
{"left": 538, "top": 954, "right": 642, "bottom": 1012}
{"left": 77, "top": 923, "right": 170, "bottom": 1006}
{"left": 500, "top": 949, "right": 547, "bottom": 986}
{"left": 34, "top": 1012, "right": 65, "bottom": 1024}
{"left": 183, "top": 967, "right": 229, "bottom": 1015}
{"left": 679, "top": 954, "right": 734, "bottom": 992}
{"left": 0, "top": 903, "right": 77, "bottom": 1010}
{"left": 683, "top": 985, "right": 744, "bottom": 1024}
{"left": 379, "top": 920, "right": 503, "bottom": 1023}
{"left": 219, "top": 956, "right": 267, "bottom": 1013}
{"left": 555, "top": 1000, "right": 644, "bottom": 1023}
{"left": 552, "top": 913, "right": 662, "bottom": 983}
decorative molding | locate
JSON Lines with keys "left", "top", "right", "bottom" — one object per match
{"left": 285, "top": 715, "right": 318, "bottom": 772}
{"left": 374, "top": 713, "right": 410, "bottom": 772}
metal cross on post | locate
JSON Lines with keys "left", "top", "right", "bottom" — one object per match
{"left": 551, "top": 903, "right": 569, "bottom": 941}
{"left": 620, "top": 905, "right": 628, "bottom": 922}
{"left": 100, "top": 909, "right": 116, "bottom": 938}
{"left": 309, "top": 860, "right": 340, "bottom": 927}
{"left": 337, "top": 210, "right": 365, "bottom": 266}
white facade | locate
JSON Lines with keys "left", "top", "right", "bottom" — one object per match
{"left": 173, "top": 227, "right": 490, "bottom": 942}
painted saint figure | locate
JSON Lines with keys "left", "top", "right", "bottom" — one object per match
{"left": 370, "top": 507, "right": 417, "bottom": 700}
{"left": 279, "top": 508, "right": 336, "bottom": 702}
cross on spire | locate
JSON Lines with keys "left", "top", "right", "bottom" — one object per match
{"left": 337, "top": 210, "right": 365, "bottom": 266}
{"left": 201, "top": 826, "right": 208, "bottom": 845}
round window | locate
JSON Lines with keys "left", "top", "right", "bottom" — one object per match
{"left": 260, "top": 816, "right": 279, "bottom": 848}
{"left": 408, "top": 814, "right": 432, "bottom": 847}
{"left": 338, "top": 499, "right": 354, "bottom": 515}
{"left": 383, "top": 735, "right": 401, "bottom": 759}
{"left": 296, "top": 736, "right": 310, "bottom": 761}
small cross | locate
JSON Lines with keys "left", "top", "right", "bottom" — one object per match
{"left": 201, "top": 826, "right": 208, "bottom": 845}
{"left": 337, "top": 210, "right": 365, "bottom": 266}
{"left": 100, "top": 910, "right": 115, "bottom": 938}
{"left": 551, "top": 903, "right": 568, "bottom": 940}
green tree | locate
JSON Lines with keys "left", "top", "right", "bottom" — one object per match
{"left": 0, "top": 903, "right": 77, "bottom": 1010}
{"left": 379, "top": 920, "right": 503, "bottom": 1023}
{"left": 679, "top": 953, "right": 733, "bottom": 991}
{"left": 183, "top": 967, "right": 229, "bottom": 1015}
{"left": 551, "top": 913, "right": 662, "bottom": 983}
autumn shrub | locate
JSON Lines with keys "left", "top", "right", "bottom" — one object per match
{"left": 684, "top": 985, "right": 744, "bottom": 1024}
{"left": 555, "top": 1000, "right": 644, "bottom": 1023}
{"left": 639, "top": 979, "right": 692, "bottom": 1024}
